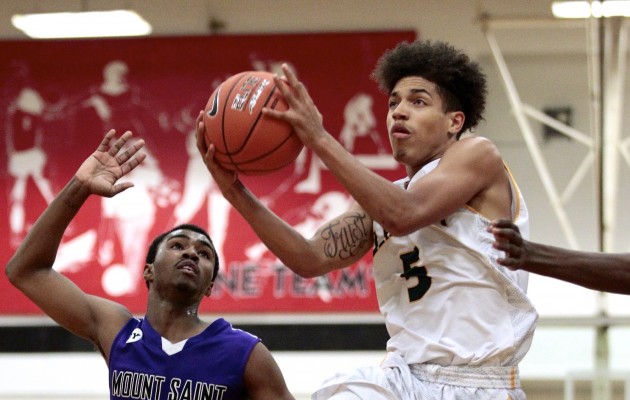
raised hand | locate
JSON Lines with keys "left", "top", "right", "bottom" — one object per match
{"left": 263, "top": 63, "right": 326, "bottom": 148}
{"left": 75, "top": 129, "right": 146, "bottom": 197}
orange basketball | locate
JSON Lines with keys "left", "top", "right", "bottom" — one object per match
{"left": 203, "top": 71, "right": 303, "bottom": 175}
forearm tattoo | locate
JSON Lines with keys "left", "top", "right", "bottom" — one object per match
{"left": 320, "top": 212, "right": 370, "bottom": 260}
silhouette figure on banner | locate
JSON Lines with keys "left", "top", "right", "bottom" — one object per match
{"left": 6, "top": 86, "right": 55, "bottom": 248}
{"left": 53, "top": 59, "right": 179, "bottom": 298}
{"left": 98, "top": 142, "right": 178, "bottom": 296}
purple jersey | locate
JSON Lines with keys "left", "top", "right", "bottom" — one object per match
{"left": 109, "top": 317, "right": 260, "bottom": 400}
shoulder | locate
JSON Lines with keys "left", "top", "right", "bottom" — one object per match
{"left": 452, "top": 134, "right": 499, "bottom": 152}
{"left": 110, "top": 316, "right": 140, "bottom": 339}
{"left": 434, "top": 136, "right": 506, "bottom": 195}
{"left": 97, "top": 304, "right": 135, "bottom": 361}
{"left": 243, "top": 342, "right": 293, "bottom": 399}
{"left": 217, "top": 319, "right": 261, "bottom": 343}
{"left": 444, "top": 135, "right": 502, "bottom": 166}
{"left": 246, "top": 342, "right": 275, "bottom": 367}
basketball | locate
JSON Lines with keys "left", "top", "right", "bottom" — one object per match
{"left": 202, "top": 71, "right": 303, "bottom": 175}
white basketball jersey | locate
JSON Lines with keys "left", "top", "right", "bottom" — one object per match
{"left": 372, "top": 159, "right": 537, "bottom": 367}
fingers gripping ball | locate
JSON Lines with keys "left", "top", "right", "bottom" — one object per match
{"left": 203, "top": 71, "right": 304, "bottom": 175}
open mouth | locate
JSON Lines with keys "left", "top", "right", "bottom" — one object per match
{"left": 390, "top": 123, "right": 411, "bottom": 138}
{"left": 176, "top": 260, "right": 199, "bottom": 275}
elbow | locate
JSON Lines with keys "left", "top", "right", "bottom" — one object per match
{"left": 372, "top": 201, "right": 424, "bottom": 236}
{"left": 5, "top": 259, "right": 20, "bottom": 287}
{"left": 5, "top": 256, "right": 39, "bottom": 289}
{"left": 284, "top": 263, "right": 321, "bottom": 279}
{"left": 378, "top": 216, "right": 417, "bottom": 237}
{"left": 282, "top": 254, "right": 333, "bottom": 279}
{"left": 297, "top": 270, "right": 321, "bottom": 279}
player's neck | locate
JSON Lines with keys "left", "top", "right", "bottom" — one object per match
{"left": 146, "top": 307, "right": 208, "bottom": 342}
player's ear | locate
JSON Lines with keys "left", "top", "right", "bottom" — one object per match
{"left": 143, "top": 264, "right": 154, "bottom": 284}
{"left": 448, "top": 111, "right": 465, "bottom": 135}
{"left": 204, "top": 282, "right": 214, "bottom": 297}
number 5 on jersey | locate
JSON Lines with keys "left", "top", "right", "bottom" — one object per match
{"left": 399, "top": 247, "right": 431, "bottom": 302}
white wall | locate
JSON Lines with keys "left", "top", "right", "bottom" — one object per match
{"left": 0, "top": 351, "right": 386, "bottom": 400}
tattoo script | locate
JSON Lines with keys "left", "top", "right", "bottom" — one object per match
{"left": 320, "top": 212, "right": 370, "bottom": 260}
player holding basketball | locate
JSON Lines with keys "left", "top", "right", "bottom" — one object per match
{"left": 489, "top": 218, "right": 630, "bottom": 294}
{"left": 198, "top": 40, "right": 537, "bottom": 399}
{"left": 5, "top": 130, "right": 294, "bottom": 400}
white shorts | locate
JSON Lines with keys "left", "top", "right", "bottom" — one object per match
{"left": 311, "top": 352, "right": 526, "bottom": 400}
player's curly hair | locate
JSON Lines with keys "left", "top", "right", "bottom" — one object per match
{"left": 371, "top": 40, "right": 487, "bottom": 137}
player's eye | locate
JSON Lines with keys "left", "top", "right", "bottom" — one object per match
{"left": 413, "top": 98, "right": 426, "bottom": 106}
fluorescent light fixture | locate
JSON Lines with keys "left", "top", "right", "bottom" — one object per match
{"left": 11, "top": 10, "right": 152, "bottom": 39}
{"left": 552, "top": 1, "right": 630, "bottom": 18}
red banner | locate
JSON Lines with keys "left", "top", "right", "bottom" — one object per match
{"left": 0, "top": 31, "right": 415, "bottom": 315}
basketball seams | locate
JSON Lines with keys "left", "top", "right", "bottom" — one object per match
{"left": 236, "top": 138, "right": 302, "bottom": 174}
{"left": 237, "top": 130, "right": 296, "bottom": 163}
{"left": 203, "top": 71, "right": 303, "bottom": 175}
{"left": 233, "top": 85, "right": 290, "bottom": 158}
{"left": 226, "top": 81, "right": 295, "bottom": 174}
{"left": 220, "top": 72, "right": 248, "bottom": 167}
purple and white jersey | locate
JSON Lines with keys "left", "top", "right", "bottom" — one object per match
{"left": 109, "top": 317, "right": 260, "bottom": 400}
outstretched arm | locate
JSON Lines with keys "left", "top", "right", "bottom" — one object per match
{"left": 5, "top": 130, "right": 146, "bottom": 356}
{"left": 263, "top": 65, "right": 409, "bottom": 234}
{"left": 196, "top": 113, "right": 372, "bottom": 278}
{"left": 263, "top": 65, "right": 508, "bottom": 236}
{"left": 488, "top": 219, "right": 630, "bottom": 295}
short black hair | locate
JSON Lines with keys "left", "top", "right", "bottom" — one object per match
{"left": 145, "top": 224, "right": 220, "bottom": 283}
{"left": 371, "top": 40, "right": 487, "bottom": 137}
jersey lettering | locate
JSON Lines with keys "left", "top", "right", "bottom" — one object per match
{"left": 399, "top": 246, "right": 431, "bottom": 302}
{"left": 168, "top": 378, "right": 227, "bottom": 400}
{"left": 111, "top": 370, "right": 229, "bottom": 400}
{"left": 111, "top": 370, "right": 165, "bottom": 399}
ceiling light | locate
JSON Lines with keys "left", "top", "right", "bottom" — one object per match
{"left": 552, "top": 1, "right": 630, "bottom": 18}
{"left": 11, "top": 10, "right": 152, "bottom": 39}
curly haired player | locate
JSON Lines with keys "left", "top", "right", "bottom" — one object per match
{"left": 199, "top": 40, "right": 538, "bottom": 399}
